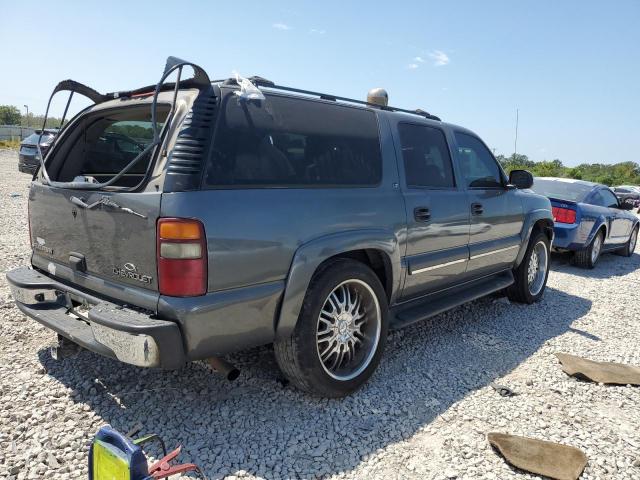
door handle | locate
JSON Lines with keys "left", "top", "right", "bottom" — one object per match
{"left": 471, "top": 203, "right": 484, "bottom": 215}
{"left": 414, "top": 207, "right": 431, "bottom": 222}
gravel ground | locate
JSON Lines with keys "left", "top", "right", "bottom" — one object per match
{"left": 1, "top": 148, "right": 639, "bottom": 480}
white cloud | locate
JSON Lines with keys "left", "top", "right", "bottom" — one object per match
{"left": 428, "top": 50, "right": 450, "bottom": 66}
{"left": 309, "top": 28, "right": 326, "bottom": 35}
{"left": 407, "top": 63, "right": 419, "bottom": 70}
{"left": 272, "top": 23, "right": 292, "bottom": 30}
{"left": 414, "top": 56, "right": 425, "bottom": 63}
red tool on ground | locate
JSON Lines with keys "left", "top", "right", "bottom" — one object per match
{"left": 148, "top": 446, "right": 205, "bottom": 479}
{"left": 89, "top": 425, "right": 206, "bottom": 479}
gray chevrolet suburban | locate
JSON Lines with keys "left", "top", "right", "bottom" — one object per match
{"left": 7, "top": 57, "right": 554, "bottom": 397}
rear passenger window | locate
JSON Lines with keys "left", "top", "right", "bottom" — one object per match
{"left": 455, "top": 132, "right": 503, "bottom": 188}
{"left": 398, "top": 123, "right": 455, "bottom": 188}
{"left": 592, "top": 189, "right": 619, "bottom": 208}
{"left": 204, "top": 93, "right": 382, "bottom": 187}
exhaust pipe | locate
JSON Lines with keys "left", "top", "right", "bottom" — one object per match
{"left": 207, "top": 357, "right": 240, "bottom": 381}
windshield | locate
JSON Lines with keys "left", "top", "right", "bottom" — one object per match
{"left": 531, "top": 178, "right": 594, "bottom": 202}
{"left": 22, "top": 132, "right": 55, "bottom": 146}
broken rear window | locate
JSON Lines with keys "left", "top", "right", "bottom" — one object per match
{"left": 47, "top": 105, "right": 169, "bottom": 188}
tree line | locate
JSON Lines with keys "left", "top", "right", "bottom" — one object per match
{"left": 497, "top": 154, "right": 640, "bottom": 187}
{"left": 0, "top": 105, "right": 63, "bottom": 128}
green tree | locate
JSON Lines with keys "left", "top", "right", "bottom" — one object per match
{"left": 567, "top": 168, "right": 582, "bottom": 180}
{"left": 534, "top": 159, "right": 565, "bottom": 177}
{"left": 499, "top": 152, "right": 640, "bottom": 186}
{"left": 28, "top": 114, "right": 64, "bottom": 129}
{"left": 0, "top": 105, "right": 21, "bottom": 125}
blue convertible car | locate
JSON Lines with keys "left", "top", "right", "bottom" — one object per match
{"left": 531, "top": 177, "right": 639, "bottom": 268}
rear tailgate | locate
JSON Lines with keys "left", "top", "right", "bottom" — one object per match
{"left": 29, "top": 184, "right": 161, "bottom": 307}
{"left": 20, "top": 57, "right": 213, "bottom": 316}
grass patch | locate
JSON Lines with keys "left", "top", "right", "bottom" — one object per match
{"left": 0, "top": 139, "right": 21, "bottom": 150}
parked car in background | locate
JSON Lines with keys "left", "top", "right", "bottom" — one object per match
{"left": 612, "top": 186, "right": 640, "bottom": 207}
{"left": 531, "top": 177, "right": 639, "bottom": 268}
{"left": 614, "top": 185, "right": 640, "bottom": 193}
{"left": 7, "top": 57, "right": 555, "bottom": 397}
{"left": 18, "top": 129, "right": 58, "bottom": 174}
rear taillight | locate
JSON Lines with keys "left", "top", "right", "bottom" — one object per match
{"left": 552, "top": 206, "right": 577, "bottom": 224}
{"left": 157, "top": 218, "right": 207, "bottom": 297}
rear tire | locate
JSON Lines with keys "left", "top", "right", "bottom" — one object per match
{"left": 274, "top": 258, "right": 389, "bottom": 397}
{"left": 507, "top": 231, "right": 550, "bottom": 304}
{"left": 617, "top": 225, "right": 638, "bottom": 257}
{"left": 573, "top": 230, "right": 603, "bottom": 269}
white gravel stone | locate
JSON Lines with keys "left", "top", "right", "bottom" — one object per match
{"left": 1, "top": 149, "right": 640, "bottom": 479}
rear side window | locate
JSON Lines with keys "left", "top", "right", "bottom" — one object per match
{"left": 204, "top": 93, "right": 382, "bottom": 187}
{"left": 455, "top": 132, "right": 503, "bottom": 188}
{"left": 398, "top": 123, "right": 454, "bottom": 188}
{"left": 590, "top": 189, "right": 619, "bottom": 208}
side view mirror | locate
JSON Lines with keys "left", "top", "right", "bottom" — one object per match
{"left": 619, "top": 200, "right": 635, "bottom": 210}
{"left": 508, "top": 169, "right": 534, "bottom": 189}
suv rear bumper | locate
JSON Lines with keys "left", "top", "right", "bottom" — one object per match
{"left": 18, "top": 152, "right": 40, "bottom": 174}
{"left": 6, "top": 267, "right": 185, "bottom": 369}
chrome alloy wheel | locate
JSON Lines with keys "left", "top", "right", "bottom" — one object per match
{"left": 591, "top": 233, "right": 602, "bottom": 264}
{"left": 316, "top": 279, "right": 381, "bottom": 381}
{"left": 527, "top": 240, "right": 549, "bottom": 296}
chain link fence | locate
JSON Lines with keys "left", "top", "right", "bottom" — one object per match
{"left": 0, "top": 125, "right": 35, "bottom": 141}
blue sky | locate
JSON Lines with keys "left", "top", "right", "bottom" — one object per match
{"left": 1, "top": 0, "right": 638, "bottom": 166}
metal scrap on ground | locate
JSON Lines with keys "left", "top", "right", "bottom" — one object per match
{"left": 487, "top": 432, "right": 588, "bottom": 480}
{"left": 490, "top": 383, "right": 517, "bottom": 397}
{"left": 556, "top": 352, "right": 640, "bottom": 385}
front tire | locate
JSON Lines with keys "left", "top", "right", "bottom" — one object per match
{"left": 573, "top": 230, "right": 603, "bottom": 268}
{"left": 274, "top": 258, "right": 389, "bottom": 397}
{"left": 507, "top": 231, "right": 550, "bottom": 304}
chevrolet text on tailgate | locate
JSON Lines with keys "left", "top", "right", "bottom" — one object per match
{"left": 7, "top": 56, "right": 554, "bottom": 397}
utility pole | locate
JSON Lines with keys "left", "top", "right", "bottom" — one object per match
{"left": 514, "top": 108, "right": 519, "bottom": 158}
{"left": 23, "top": 105, "right": 29, "bottom": 127}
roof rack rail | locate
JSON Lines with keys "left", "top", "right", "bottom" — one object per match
{"left": 221, "top": 76, "right": 441, "bottom": 121}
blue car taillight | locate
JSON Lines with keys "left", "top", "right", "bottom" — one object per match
{"left": 552, "top": 206, "right": 576, "bottom": 224}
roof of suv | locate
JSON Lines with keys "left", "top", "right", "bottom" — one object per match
{"left": 84, "top": 77, "right": 482, "bottom": 143}
{"left": 216, "top": 79, "right": 487, "bottom": 140}
{"left": 216, "top": 77, "right": 442, "bottom": 120}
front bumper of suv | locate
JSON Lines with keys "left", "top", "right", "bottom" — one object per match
{"left": 6, "top": 267, "right": 185, "bottom": 369}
